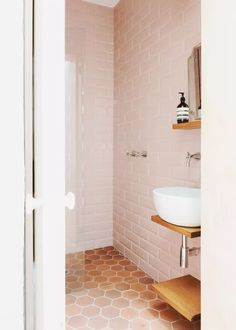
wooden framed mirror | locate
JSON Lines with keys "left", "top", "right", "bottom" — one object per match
{"left": 188, "top": 44, "right": 201, "bottom": 119}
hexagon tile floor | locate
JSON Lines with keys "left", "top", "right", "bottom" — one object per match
{"left": 66, "top": 246, "right": 200, "bottom": 330}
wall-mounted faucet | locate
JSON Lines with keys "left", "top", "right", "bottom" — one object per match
{"left": 126, "top": 150, "right": 147, "bottom": 158}
{"left": 186, "top": 152, "right": 201, "bottom": 167}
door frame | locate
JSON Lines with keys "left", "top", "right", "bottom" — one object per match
{"left": 34, "top": 0, "right": 65, "bottom": 329}
{"left": 24, "top": 0, "right": 34, "bottom": 328}
{"left": 0, "top": 1, "right": 25, "bottom": 329}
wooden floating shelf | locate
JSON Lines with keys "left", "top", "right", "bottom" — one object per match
{"left": 151, "top": 215, "right": 201, "bottom": 238}
{"left": 172, "top": 120, "right": 201, "bottom": 130}
{"left": 152, "top": 275, "right": 200, "bottom": 321}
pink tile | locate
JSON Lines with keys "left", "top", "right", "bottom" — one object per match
{"left": 114, "top": 0, "right": 200, "bottom": 281}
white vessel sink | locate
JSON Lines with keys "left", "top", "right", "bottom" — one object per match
{"left": 153, "top": 187, "right": 200, "bottom": 227}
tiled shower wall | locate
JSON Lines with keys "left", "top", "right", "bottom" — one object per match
{"left": 113, "top": 0, "right": 201, "bottom": 281}
{"left": 66, "top": 0, "right": 113, "bottom": 252}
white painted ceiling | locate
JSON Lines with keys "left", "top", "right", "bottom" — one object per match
{"left": 82, "top": 0, "right": 120, "bottom": 8}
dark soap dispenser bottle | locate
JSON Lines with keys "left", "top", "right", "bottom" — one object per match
{"left": 177, "top": 92, "right": 189, "bottom": 123}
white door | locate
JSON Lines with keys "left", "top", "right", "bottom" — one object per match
{"left": 24, "top": 0, "right": 34, "bottom": 329}
{"left": 33, "top": 0, "right": 65, "bottom": 329}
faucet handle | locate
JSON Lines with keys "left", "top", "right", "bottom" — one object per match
{"left": 186, "top": 152, "right": 191, "bottom": 158}
{"left": 186, "top": 152, "right": 191, "bottom": 167}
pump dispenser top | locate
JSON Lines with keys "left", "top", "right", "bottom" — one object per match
{"left": 178, "top": 92, "right": 188, "bottom": 107}
{"left": 176, "top": 92, "right": 189, "bottom": 123}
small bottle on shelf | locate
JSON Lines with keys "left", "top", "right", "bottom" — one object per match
{"left": 176, "top": 92, "right": 189, "bottom": 123}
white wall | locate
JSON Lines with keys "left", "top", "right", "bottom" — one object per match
{"left": 202, "top": 0, "right": 236, "bottom": 328}
{"left": 0, "top": 1, "right": 25, "bottom": 329}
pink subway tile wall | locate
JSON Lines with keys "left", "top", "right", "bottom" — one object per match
{"left": 66, "top": 0, "right": 114, "bottom": 252}
{"left": 114, "top": 0, "right": 201, "bottom": 281}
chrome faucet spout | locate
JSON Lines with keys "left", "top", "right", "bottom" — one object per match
{"left": 186, "top": 152, "right": 201, "bottom": 167}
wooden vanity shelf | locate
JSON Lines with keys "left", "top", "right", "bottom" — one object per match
{"left": 151, "top": 215, "right": 201, "bottom": 238}
{"left": 172, "top": 120, "right": 201, "bottom": 130}
{"left": 152, "top": 275, "right": 200, "bottom": 321}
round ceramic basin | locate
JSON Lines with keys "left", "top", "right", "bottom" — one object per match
{"left": 153, "top": 187, "right": 200, "bottom": 227}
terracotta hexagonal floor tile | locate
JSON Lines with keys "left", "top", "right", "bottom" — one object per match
{"left": 131, "top": 318, "right": 150, "bottom": 330}
{"left": 66, "top": 294, "right": 76, "bottom": 305}
{"left": 125, "top": 265, "right": 137, "bottom": 272}
{"left": 68, "top": 281, "right": 83, "bottom": 290}
{"left": 71, "top": 262, "right": 82, "bottom": 269}
{"left": 99, "top": 281, "right": 113, "bottom": 289}
{"left": 85, "top": 260, "right": 92, "bottom": 265}
{"left": 95, "top": 296, "right": 111, "bottom": 307}
{"left": 140, "top": 290, "right": 156, "bottom": 301}
{"left": 84, "top": 281, "right": 98, "bottom": 289}
{"left": 66, "top": 275, "right": 77, "bottom": 282}
{"left": 101, "top": 306, "right": 120, "bottom": 318}
{"left": 160, "top": 309, "right": 181, "bottom": 322}
{"left": 119, "top": 260, "right": 130, "bottom": 266}
{"left": 84, "top": 275, "right": 93, "bottom": 282}
{"left": 124, "top": 276, "right": 138, "bottom": 284}
{"left": 149, "top": 299, "right": 168, "bottom": 311}
{"left": 112, "top": 297, "right": 129, "bottom": 308}
{"left": 88, "top": 316, "right": 108, "bottom": 329}
{"left": 122, "top": 290, "right": 139, "bottom": 300}
{"left": 68, "top": 315, "right": 87, "bottom": 328}
{"left": 140, "top": 308, "right": 159, "bottom": 320}
{"left": 109, "top": 317, "right": 129, "bottom": 330}
{"left": 74, "top": 269, "right": 85, "bottom": 277}
{"left": 72, "top": 289, "right": 88, "bottom": 298}
{"left": 94, "top": 276, "right": 107, "bottom": 283}
{"left": 96, "top": 249, "right": 107, "bottom": 256}
{"left": 109, "top": 276, "right": 122, "bottom": 283}
{"left": 88, "top": 288, "right": 104, "bottom": 298}
{"left": 87, "top": 254, "right": 100, "bottom": 261}
{"left": 88, "top": 270, "right": 101, "bottom": 277}
{"left": 117, "top": 270, "right": 130, "bottom": 277}
{"left": 172, "top": 319, "right": 193, "bottom": 330}
{"left": 101, "top": 255, "right": 113, "bottom": 260}
{"left": 104, "top": 246, "right": 114, "bottom": 251}
{"left": 105, "top": 260, "right": 117, "bottom": 266}
{"left": 108, "top": 250, "right": 119, "bottom": 256}
{"left": 121, "top": 307, "right": 139, "bottom": 320}
{"left": 82, "top": 305, "right": 100, "bottom": 318}
{"left": 139, "top": 277, "right": 154, "bottom": 285}
{"left": 111, "top": 265, "right": 123, "bottom": 271}
{"left": 132, "top": 271, "right": 146, "bottom": 278}
{"left": 131, "top": 283, "right": 146, "bottom": 292}
{"left": 85, "top": 264, "right": 96, "bottom": 271}
{"left": 97, "top": 264, "right": 110, "bottom": 271}
{"left": 105, "top": 289, "right": 121, "bottom": 299}
{"left": 113, "top": 255, "right": 124, "bottom": 261}
{"left": 66, "top": 304, "right": 81, "bottom": 316}
{"left": 115, "top": 283, "right": 130, "bottom": 291}
{"left": 131, "top": 299, "right": 148, "bottom": 310}
{"left": 151, "top": 319, "right": 172, "bottom": 330}
{"left": 66, "top": 247, "right": 191, "bottom": 330}
{"left": 76, "top": 296, "right": 94, "bottom": 306}
{"left": 94, "top": 260, "right": 104, "bottom": 265}
{"left": 103, "top": 270, "right": 116, "bottom": 277}
{"left": 85, "top": 250, "right": 94, "bottom": 255}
